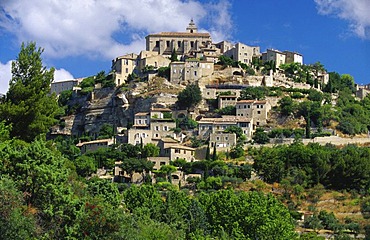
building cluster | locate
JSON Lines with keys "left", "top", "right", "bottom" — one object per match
{"left": 54, "top": 20, "right": 312, "bottom": 184}
{"left": 110, "top": 20, "right": 303, "bottom": 87}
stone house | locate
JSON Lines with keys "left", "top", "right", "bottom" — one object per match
{"left": 283, "top": 51, "right": 303, "bottom": 65}
{"left": 163, "top": 145, "right": 196, "bottom": 162}
{"left": 158, "top": 137, "right": 180, "bottom": 156}
{"left": 148, "top": 156, "right": 171, "bottom": 171}
{"left": 236, "top": 100, "right": 271, "bottom": 127}
{"left": 50, "top": 78, "right": 83, "bottom": 95}
{"left": 111, "top": 53, "right": 138, "bottom": 86}
{"left": 145, "top": 19, "right": 212, "bottom": 57}
{"left": 262, "top": 49, "right": 286, "bottom": 68}
{"left": 224, "top": 42, "right": 260, "bottom": 64}
{"left": 218, "top": 94, "right": 238, "bottom": 109}
{"left": 170, "top": 59, "right": 214, "bottom": 84}
{"left": 150, "top": 118, "right": 176, "bottom": 140}
{"left": 76, "top": 138, "right": 114, "bottom": 154}
{"left": 198, "top": 116, "right": 253, "bottom": 140}
{"left": 214, "top": 40, "right": 234, "bottom": 54}
{"left": 209, "top": 132, "right": 237, "bottom": 148}
{"left": 133, "top": 112, "right": 150, "bottom": 127}
{"left": 137, "top": 50, "right": 171, "bottom": 72}
{"left": 127, "top": 129, "right": 152, "bottom": 146}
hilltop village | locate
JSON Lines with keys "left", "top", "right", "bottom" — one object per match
{"left": 1, "top": 20, "right": 370, "bottom": 239}
{"left": 49, "top": 20, "right": 370, "bottom": 184}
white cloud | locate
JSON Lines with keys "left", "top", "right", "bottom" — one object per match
{"left": 0, "top": 60, "right": 74, "bottom": 94}
{"left": 315, "top": 0, "right": 370, "bottom": 39}
{"left": 1, "top": 0, "right": 233, "bottom": 59}
{"left": 0, "top": 60, "right": 12, "bottom": 94}
{"left": 54, "top": 68, "right": 74, "bottom": 82}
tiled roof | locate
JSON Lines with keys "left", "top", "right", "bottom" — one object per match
{"left": 76, "top": 138, "right": 113, "bottom": 147}
{"left": 165, "top": 144, "right": 195, "bottom": 151}
{"left": 151, "top": 107, "right": 172, "bottom": 112}
{"left": 198, "top": 116, "right": 251, "bottom": 124}
{"left": 237, "top": 100, "right": 255, "bottom": 103}
{"left": 161, "top": 137, "right": 179, "bottom": 143}
{"left": 135, "top": 112, "right": 149, "bottom": 116}
{"left": 147, "top": 32, "right": 211, "bottom": 38}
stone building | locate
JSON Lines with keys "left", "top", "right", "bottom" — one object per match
{"left": 218, "top": 94, "right": 238, "bottom": 109}
{"left": 262, "top": 49, "right": 286, "bottom": 68}
{"left": 283, "top": 51, "right": 303, "bottom": 65}
{"left": 163, "top": 145, "right": 196, "bottom": 162}
{"left": 50, "top": 78, "right": 82, "bottom": 95}
{"left": 198, "top": 116, "right": 253, "bottom": 140}
{"left": 170, "top": 59, "right": 214, "bottom": 84}
{"left": 76, "top": 138, "right": 114, "bottom": 154}
{"left": 209, "top": 132, "right": 237, "bottom": 148}
{"left": 224, "top": 42, "right": 260, "bottom": 64}
{"left": 137, "top": 51, "right": 171, "bottom": 72}
{"left": 145, "top": 20, "right": 212, "bottom": 57}
{"left": 236, "top": 100, "right": 271, "bottom": 127}
{"left": 111, "top": 53, "right": 138, "bottom": 86}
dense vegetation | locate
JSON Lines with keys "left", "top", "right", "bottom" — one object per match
{"left": 1, "top": 42, "right": 369, "bottom": 239}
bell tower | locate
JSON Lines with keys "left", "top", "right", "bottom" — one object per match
{"left": 186, "top": 19, "right": 198, "bottom": 33}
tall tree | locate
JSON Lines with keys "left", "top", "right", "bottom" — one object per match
{"left": 177, "top": 83, "right": 202, "bottom": 110}
{"left": 0, "top": 42, "right": 61, "bottom": 141}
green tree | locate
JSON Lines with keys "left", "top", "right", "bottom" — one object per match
{"left": 170, "top": 49, "right": 178, "bottom": 62}
{"left": 74, "top": 155, "right": 97, "bottom": 177}
{"left": 253, "top": 128, "right": 270, "bottom": 144}
{"left": 0, "top": 42, "right": 61, "bottom": 142}
{"left": 198, "top": 190, "right": 297, "bottom": 239}
{"left": 177, "top": 83, "right": 202, "bottom": 110}
{"left": 98, "top": 123, "right": 114, "bottom": 139}
{"left": 158, "top": 165, "right": 177, "bottom": 183}
{"left": 278, "top": 96, "right": 296, "bottom": 116}
{"left": 142, "top": 143, "right": 160, "bottom": 158}
{"left": 0, "top": 177, "right": 37, "bottom": 239}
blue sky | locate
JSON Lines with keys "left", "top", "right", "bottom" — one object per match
{"left": 0, "top": 0, "right": 369, "bottom": 94}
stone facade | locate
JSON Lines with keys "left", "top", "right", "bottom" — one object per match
{"left": 112, "top": 53, "right": 138, "bottom": 85}
{"left": 224, "top": 42, "right": 260, "bottom": 64}
{"left": 163, "top": 145, "right": 196, "bottom": 162}
{"left": 198, "top": 116, "right": 253, "bottom": 140}
{"left": 262, "top": 49, "right": 286, "bottom": 68}
{"left": 170, "top": 59, "right": 214, "bottom": 84}
{"left": 50, "top": 79, "right": 81, "bottom": 95}
{"left": 76, "top": 138, "right": 114, "bottom": 154}
{"left": 210, "top": 132, "right": 237, "bottom": 148}
{"left": 137, "top": 51, "right": 171, "bottom": 72}
{"left": 218, "top": 94, "right": 238, "bottom": 109}
{"left": 236, "top": 100, "right": 271, "bottom": 126}
{"left": 145, "top": 20, "right": 212, "bottom": 57}
{"left": 283, "top": 51, "right": 303, "bottom": 65}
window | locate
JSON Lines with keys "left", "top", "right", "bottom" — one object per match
{"left": 178, "top": 41, "right": 181, "bottom": 48}
{"left": 155, "top": 133, "right": 159, "bottom": 138}
{"left": 257, "top": 111, "right": 261, "bottom": 114}
{"left": 125, "top": 68, "right": 128, "bottom": 73}
{"left": 190, "top": 41, "right": 194, "bottom": 48}
{"left": 155, "top": 126, "right": 159, "bottom": 131}
{"left": 184, "top": 150, "right": 186, "bottom": 154}
{"left": 155, "top": 41, "right": 160, "bottom": 47}
{"left": 225, "top": 137, "right": 228, "bottom": 140}
{"left": 194, "top": 71, "right": 197, "bottom": 76}
{"left": 166, "top": 41, "right": 170, "bottom": 47}
{"left": 164, "top": 126, "right": 168, "bottom": 131}
{"left": 216, "top": 137, "right": 220, "bottom": 141}
{"left": 175, "top": 149, "right": 180, "bottom": 153}
{"left": 160, "top": 161, "right": 166, "bottom": 166}
{"left": 142, "top": 133, "right": 146, "bottom": 137}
